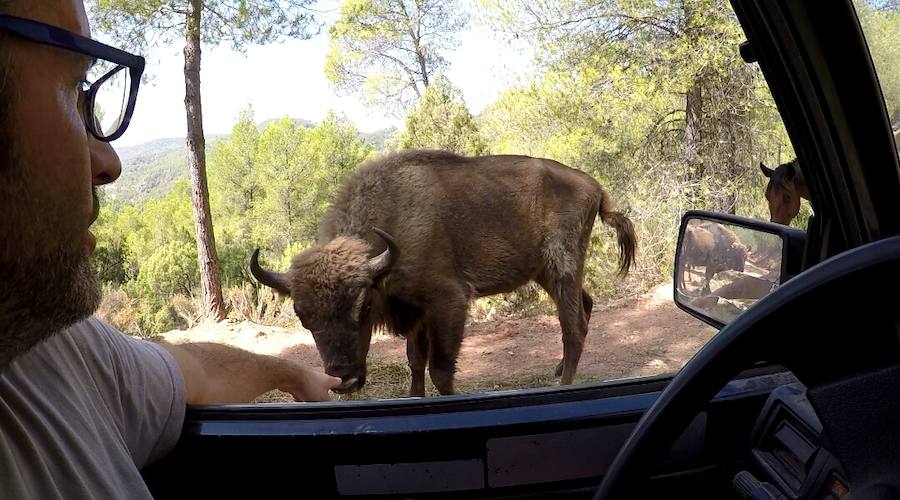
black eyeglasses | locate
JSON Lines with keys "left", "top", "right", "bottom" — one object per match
{"left": 0, "top": 15, "right": 145, "bottom": 142}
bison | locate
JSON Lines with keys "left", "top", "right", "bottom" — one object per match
{"left": 760, "top": 159, "right": 809, "bottom": 225}
{"left": 679, "top": 224, "right": 749, "bottom": 294}
{"left": 250, "top": 150, "right": 637, "bottom": 396}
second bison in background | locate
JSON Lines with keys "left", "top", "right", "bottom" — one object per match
{"left": 250, "top": 150, "right": 637, "bottom": 396}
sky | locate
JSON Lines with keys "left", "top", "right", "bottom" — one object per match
{"left": 104, "top": 10, "right": 536, "bottom": 148}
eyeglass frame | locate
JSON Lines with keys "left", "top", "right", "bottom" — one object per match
{"left": 0, "top": 14, "right": 145, "bottom": 142}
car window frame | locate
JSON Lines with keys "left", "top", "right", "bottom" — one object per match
{"left": 174, "top": 0, "right": 897, "bottom": 414}
{"left": 142, "top": 3, "right": 900, "bottom": 496}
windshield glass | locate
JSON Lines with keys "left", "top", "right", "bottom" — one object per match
{"left": 854, "top": 0, "right": 900, "bottom": 152}
{"left": 89, "top": 0, "right": 889, "bottom": 402}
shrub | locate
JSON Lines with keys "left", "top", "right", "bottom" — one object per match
{"left": 225, "top": 283, "right": 298, "bottom": 328}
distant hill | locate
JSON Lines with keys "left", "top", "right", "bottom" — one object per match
{"left": 105, "top": 136, "right": 225, "bottom": 203}
{"left": 360, "top": 126, "right": 397, "bottom": 151}
{"left": 257, "top": 117, "right": 396, "bottom": 150}
{"left": 257, "top": 117, "right": 317, "bottom": 130}
{"left": 106, "top": 120, "right": 397, "bottom": 203}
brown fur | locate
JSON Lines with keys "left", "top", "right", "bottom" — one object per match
{"left": 680, "top": 224, "right": 748, "bottom": 294}
{"left": 252, "top": 150, "right": 637, "bottom": 396}
{"left": 760, "top": 159, "right": 809, "bottom": 225}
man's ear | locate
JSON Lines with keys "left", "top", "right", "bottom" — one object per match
{"left": 760, "top": 162, "right": 775, "bottom": 178}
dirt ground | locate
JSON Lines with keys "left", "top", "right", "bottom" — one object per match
{"left": 158, "top": 283, "right": 716, "bottom": 401}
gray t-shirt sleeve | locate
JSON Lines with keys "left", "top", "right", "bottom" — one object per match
{"left": 77, "top": 318, "right": 187, "bottom": 467}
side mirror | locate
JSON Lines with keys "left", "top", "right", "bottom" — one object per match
{"left": 674, "top": 210, "right": 806, "bottom": 329}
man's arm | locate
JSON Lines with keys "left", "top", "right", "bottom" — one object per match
{"left": 158, "top": 341, "right": 341, "bottom": 404}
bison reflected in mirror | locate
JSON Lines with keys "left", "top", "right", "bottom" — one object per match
{"left": 250, "top": 150, "right": 637, "bottom": 397}
{"left": 676, "top": 218, "right": 782, "bottom": 326}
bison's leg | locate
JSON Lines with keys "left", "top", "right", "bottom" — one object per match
{"left": 539, "top": 272, "right": 589, "bottom": 384}
{"left": 703, "top": 267, "right": 715, "bottom": 295}
{"left": 582, "top": 289, "right": 594, "bottom": 325}
{"left": 406, "top": 326, "right": 429, "bottom": 397}
{"left": 425, "top": 293, "right": 468, "bottom": 396}
{"left": 558, "top": 280, "right": 589, "bottom": 385}
{"left": 555, "top": 288, "right": 593, "bottom": 376}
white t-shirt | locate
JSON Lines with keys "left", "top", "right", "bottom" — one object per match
{"left": 0, "top": 316, "right": 186, "bottom": 499}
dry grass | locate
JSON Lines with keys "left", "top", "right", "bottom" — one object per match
{"left": 252, "top": 357, "right": 596, "bottom": 403}
{"left": 170, "top": 294, "right": 204, "bottom": 329}
{"left": 95, "top": 284, "right": 143, "bottom": 336}
{"left": 333, "top": 359, "right": 415, "bottom": 401}
{"left": 225, "top": 283, "right": 298, "bottom": 328}
{"left": 252, "top": 358, "right": 413, "bottom": 403}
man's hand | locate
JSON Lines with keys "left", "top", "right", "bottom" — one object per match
{"left": 281, "top": 366, "right": 343, "bottom": 402}
{"left": 159, "top": 341, "right": 341, "bottom": 405}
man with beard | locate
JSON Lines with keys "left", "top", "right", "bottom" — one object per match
{"left": 0, "top": 1, "right": 341, "bottom": 497}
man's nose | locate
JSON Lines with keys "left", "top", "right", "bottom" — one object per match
{"left": 90, "top": 137, "right": 122, "bottom": 186}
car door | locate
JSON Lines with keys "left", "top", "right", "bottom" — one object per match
{"left": 140, "top": 1, "right": 900, "bottom": 498}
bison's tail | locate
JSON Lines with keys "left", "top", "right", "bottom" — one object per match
{"left": 598, "top": 190, "right": 637, "bottom": 277}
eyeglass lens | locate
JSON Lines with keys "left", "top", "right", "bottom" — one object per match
{"left": 91, "top": 65, "right": 130, "bottom": 139}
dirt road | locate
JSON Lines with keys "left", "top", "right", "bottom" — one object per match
{"left": 159, "top": 283, "right": 716, "bottom": 400}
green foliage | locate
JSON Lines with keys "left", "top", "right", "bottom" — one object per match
{"left": 475, "top": 0, "right": 796, "bottom": 302}
{"left": 89, "top": 0, "right": 319, "bottom": 54}
{"left": 89, "top": 0, "right": 324, "bottom": 322}
{"left": 93, "top": 0, "right": 900, "bottom": 339}
{"left": 135, "top": 241, "right": 200, "bottom": 298}
{"left": 396, "top": 78, "right": 487, "bottom": 155}
{"left": 855, "top": 1, "right": 900, "bottom": 125}
{"left": 325, "top": 0, "right": 467, "bottom": 111}
{"left": 105, "top": 138, "right": 188, "bottom": 202}
{"left": 94, "top": 112, "right": 373, "bottom": 335}
{"left": 211, "top": 111, "right": 374, "bottom": 251}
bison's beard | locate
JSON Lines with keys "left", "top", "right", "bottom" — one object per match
{"left": 0, "top": 134, "right": 100, "bottom": 371}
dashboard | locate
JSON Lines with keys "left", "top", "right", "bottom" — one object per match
{"left": 737, "top": 383, "right": 849, "bottom": 500}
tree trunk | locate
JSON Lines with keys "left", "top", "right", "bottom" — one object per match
{"left": 680, "top": 1, "right": 706, "bottom": 204}
{"left": 726, "top": 141, "right": 738, "bottom": 215}
{"left": 684, "top": 82, "right": 702, "bottom": 170}
{"left": 184, "top": 0, "right": 226, "bottom": 321}
{"left": 684, "top": 80, "right": 704, "bottom": 205}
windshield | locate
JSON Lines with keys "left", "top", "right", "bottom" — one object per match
{"left": 85, "top": 0, "right": 898, "bottom": 402}
{"left": 854, "top": 0, "right": 900, "bottom": 150}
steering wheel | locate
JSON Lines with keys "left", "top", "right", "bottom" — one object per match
{"left": 593, "top": 235, "right": 900, "bottom": 499}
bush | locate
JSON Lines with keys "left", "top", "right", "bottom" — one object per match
{"left": 470, "top": 284, "right": 555, "bottom": 322}
{"left": 171, "top": 294, "right": 204, "bottom": 329}
{"left": 95, "top": 284, "right": 142, "bottom": 336}
{"left": 95, "top": 284, "right": 180, "bottom": 338}
{"left": 135, "top": 241, "right": 199, "bottom": 298}
{"left": 224, "top": 283, "right": 298, "bottom": 328}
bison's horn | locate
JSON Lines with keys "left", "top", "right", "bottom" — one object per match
{"left": 367, "top": 227, "right": 398, "bottom": 279}
{"left": 249, "top": 249, "right": 291, "bottom": 295}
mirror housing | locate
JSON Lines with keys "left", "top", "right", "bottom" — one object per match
{"left": 674, "top": 210, "right": 806, "bottom": 329}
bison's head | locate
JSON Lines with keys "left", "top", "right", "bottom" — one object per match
{"left": 760, "top": 160, "right": 802, "bottom": 225}
{"left": 249, "top": 228, "right": 398, "bottom": 394}
{"left": 724, "top": 243, "right": 748, "bottom": 273}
